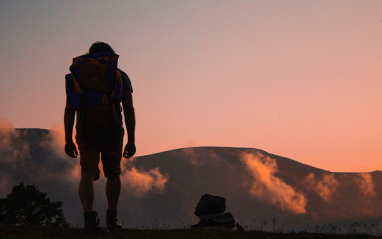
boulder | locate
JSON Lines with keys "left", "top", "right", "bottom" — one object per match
{"left": 194, "top": 194, "right": 226, "bottom": 217}
{"left": 192, "top": 194, "right": 239, "bottom": 230}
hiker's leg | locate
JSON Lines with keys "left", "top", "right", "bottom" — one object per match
{"left": 79, "top": 174, "right": 95, "bottom": 212}
{"left": 102, "top": 141, "right": 122, "bottom": 211}
{"left": 77, "top": 142, "right": 101, "bottom": 213}
{"left": 106, "top": 176, "right": 121, "bottom": 210}
{"left": 102, "top": 125, "right": 123, "bottom": 211}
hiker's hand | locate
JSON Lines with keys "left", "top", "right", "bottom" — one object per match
{"left": 65, "top": 141, "right": 78, "bottom": 158}
{"left": 123, "top": 142, "right": 136, "bottom": 158}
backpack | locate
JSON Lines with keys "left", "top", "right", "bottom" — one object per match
{"left": 65, "top": 52, "right": 123, "bottom": 138}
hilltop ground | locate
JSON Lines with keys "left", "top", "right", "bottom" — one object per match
{"left": 0, "top": 225, "right": 380, "bottom": 239}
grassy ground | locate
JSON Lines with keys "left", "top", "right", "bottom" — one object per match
{"left": 0, "top": 225, "right": 380, "bottom": 239}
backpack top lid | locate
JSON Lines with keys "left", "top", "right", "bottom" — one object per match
{"left": 70, "top": 52, "right": 119, "bottom": 93}
{"left": 66, "top": 52, "right": 123, "bottom": 110}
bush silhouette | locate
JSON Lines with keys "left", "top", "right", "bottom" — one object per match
{"left": 0, "top": 182, "right": 69, "bottom": 227}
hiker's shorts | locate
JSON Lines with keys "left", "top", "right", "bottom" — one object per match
{"left": 76, "top": 130, "right": 124, "bottom": 180}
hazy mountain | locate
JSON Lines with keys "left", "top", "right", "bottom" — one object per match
{"left": 1, "top": 128, "right": 381, "bottom": 232}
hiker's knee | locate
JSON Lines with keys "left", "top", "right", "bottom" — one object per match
{"left": 102, "top": 153, "right": 121, "bottom": 180}
{"left": 104, "top": 170, "right": 121, "bottom": 180}
{"left": 81, "top": 173, "right": 95, "bottom": 181}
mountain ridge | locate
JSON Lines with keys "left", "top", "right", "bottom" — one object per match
{"left": 8, "top": 128, "right": 378, "bottom": 174}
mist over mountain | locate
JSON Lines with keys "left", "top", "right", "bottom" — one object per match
{"left": 1, "top": 128, "right": 381, "bottom": 232}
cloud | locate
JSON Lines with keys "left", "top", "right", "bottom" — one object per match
{"left": 0, "top": 117, "right": 30, "bottom": 162}
{"left": 304, "top": 173, "right": 339, "bottom": 202}
{"left": 0, "top": 123, "right": 79, "bottom": 214}
{"left": 182, "top": 147, "right": 201, "bottom": 165}
{"left": 0, "top": 117, "right": 14, "bottom": 129}
{"left": 40, "top": 123, "right": 169, "bottom": 197}
{"left": 41, "top": 124, "right": 69, "bottom": 158}
{"left": 0, "top": 122, "right": 34, "bottom": 195}
{"left": 358, "top": 173, "right": 375, "bottom": 196}
{"left": 240, "top": 152, "right": 306, "bottom": 214}
{"left": 121, "top": 159, "right": 169, "bottom": 197}
{"left": 182, "top": 147, "right": 222, "bottom": 166}
{"left": 39, "top": 124, "right": 80, "bottom": 183}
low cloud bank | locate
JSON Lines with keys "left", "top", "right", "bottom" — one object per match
{"left": 42, "top": 124, "right": 69, "bottom": 159}
{"left": 304, "top": 173, "right": 339, "bottom": 202}
{"left": 0, "top": 118, "right": 14, "bottom": 129}
{"left": 0, "top": 121, "right": 169, "bottom": 198}
{"left": 0, "top": 117, "right": 30, "bottom": 161}
{"left": 358, "top": 173, "right": 375, "bottom": 196}
{"left": 240, "top": 152, "right": 306, "bottom": 214}
{"left": 121, "top": 160, "right": 169, "bottom": 197}
{"left": 46, "top": 124, "right": 170, "bottom": 197}
{"left": 182, "top": 147, "right": 222, "bottom": 166}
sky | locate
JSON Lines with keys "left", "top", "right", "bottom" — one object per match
{"left": 0, "top": 0, "right": 381, "bottom": 172}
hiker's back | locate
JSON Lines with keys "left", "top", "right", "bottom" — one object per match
{"left": 65, "top": 52, "right": 123, "bottom": 142}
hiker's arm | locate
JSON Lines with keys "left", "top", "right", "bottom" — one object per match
{"left": 64, "top": 104, "right": 78, "bottom": 158}
{"left": 122, "top": 91, "right": 136, "bottom": 158}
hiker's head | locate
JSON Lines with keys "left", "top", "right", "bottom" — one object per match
{"left": 88, "top": 42, "right": 115, "bottom": 54}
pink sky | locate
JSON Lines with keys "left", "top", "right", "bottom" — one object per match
{"left": 0, "top": 1, "right": 381, "bottom": 172}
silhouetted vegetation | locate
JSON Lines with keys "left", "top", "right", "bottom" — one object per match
{"left": 0, "top": 225, "right": 380, "bottom": 239}
{"left": 0, "top": 182, "right": 69, "bottom": 227}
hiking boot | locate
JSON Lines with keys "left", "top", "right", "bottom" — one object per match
{"left": 84, "top": 211, "right": 108, "bottom": 236}
{"left": 106, "top": 209, "right": 122, "bottom": 231}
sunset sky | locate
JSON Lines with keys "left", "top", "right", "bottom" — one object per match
{"left": 0, "top": 0, "right": 381, "bottom": 172}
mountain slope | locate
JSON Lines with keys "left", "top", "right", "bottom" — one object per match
{"left": 0, "top": 128, "right": 381, "bottom": 232}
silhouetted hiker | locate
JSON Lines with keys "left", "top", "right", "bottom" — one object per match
{"left": 64, "top": 42, "right": 136, "bottom": 236}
